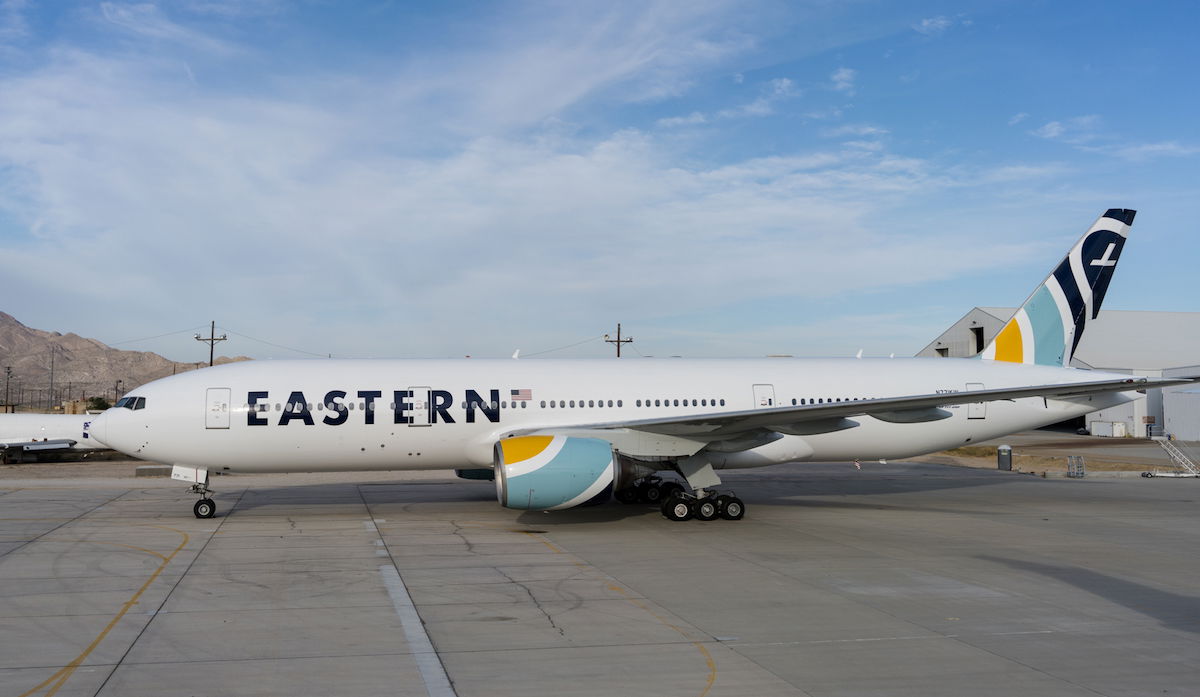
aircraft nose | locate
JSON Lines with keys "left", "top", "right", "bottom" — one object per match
{"left": 87, "top": 411, "right": 108, "bottom": 447}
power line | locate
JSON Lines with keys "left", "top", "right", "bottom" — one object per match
{"left": 219, "top": 328, "right": 331, "bottom": 358}
{"left": 523, "top": 335, "right": 606, "bottom": 358}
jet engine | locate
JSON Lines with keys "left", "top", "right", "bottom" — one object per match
{"left": 494, "top": 435, "right": 625, "bottom": 510}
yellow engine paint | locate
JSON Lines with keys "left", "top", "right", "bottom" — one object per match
{"left": 499, "top": 435, "right": 555, "bottom": 464}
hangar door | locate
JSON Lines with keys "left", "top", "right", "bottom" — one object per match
{"left": 206, "top": 388, "right": 231, "bottom": 429}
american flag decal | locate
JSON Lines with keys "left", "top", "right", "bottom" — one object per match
{"left": 511, "top": 389, "right": 533, "bottom": 401}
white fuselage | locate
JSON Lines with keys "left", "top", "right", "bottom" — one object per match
{"left": 88, "top": 357, "right": 1137, "bottom": 473}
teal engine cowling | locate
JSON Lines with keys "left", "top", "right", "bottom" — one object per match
{"left": 495, "top": 435, "right": 625, "bottom": 510}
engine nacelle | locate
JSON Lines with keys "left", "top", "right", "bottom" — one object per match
{"left": 495, "top": 435, "right": 621, "bottom": 510}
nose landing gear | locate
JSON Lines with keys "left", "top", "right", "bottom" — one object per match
{"left": 193, "top": 495, "right": 216, "bottom": 519}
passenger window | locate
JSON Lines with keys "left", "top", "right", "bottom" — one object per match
{"left": 719, "top": 399, "right": 725, "bottom": 406}
{"left": 588, "top": 400, "right": 594, "bottom": 408}
{"left": 540, "top": 401, "right": 546, "bottom": 408}
{"left": 655, "top": 399, "right": 661, "bottom": 407}
{"left": 617, "top": 400, "right": 622, "bottom": 407}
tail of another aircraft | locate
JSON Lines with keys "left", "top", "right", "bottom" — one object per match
{"left": 980, "top": 208, "right": 1135, "bottom": 367}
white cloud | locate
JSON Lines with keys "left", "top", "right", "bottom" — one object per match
{"left": 1008, "top": 112, "right": 1028, "bottom": 126}
{"left": 914, "top": 16, "right": 953, "bottom": 36}
{"left": 830, "top": 67, "right": 856, "bottom": 94}
{"left": 0, "top": 0, "right": 28, "bottom": 42}
{"left": 1107, "top": 141, "right": 1200, "bottom": 161}
{"left": 656, "top": 111, "right": 708, "bottom": 128}
{"left": 99, "top": 2, "right": 236, "bottom": 54}
{"left": 0, "top": 4, "right": 1094, "bottom": 360}
{"left": 1031, "top": 115, "right": 1101, "bottom": 144}
{"left": 822, "top": 124, "right": 888, "bottom": 138}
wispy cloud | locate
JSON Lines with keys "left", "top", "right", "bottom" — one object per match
{"left": 913, "top": 14, "right": 970, "bottom": 36}
{"left": 656, "top": 111, "right": 707, "bottom": 128}
{"left": 914, "top": 16, "right": 953, "bottom": 36}
{"left": 1103, "top": 141, "right": 1200, "bottom": 161}
{"left": 663, "top": 76, "right": 800, "bottom": 125}
{"left": 1031, "top": 115, "right": 1101, "bottom": 144}
{"left": 1008, "top": 112, "right": 1028, "bottom": 126}
{"left": 99, "top": 2, "right": 236, "bottom": 54}
{"left": 822, "top": 124, "right": 888, "bottom": 138}
{"left": 830, "top": 66, "right": 856, "bottom": 94}
{"left": 0, "top": 0, "right": 29, "bottom": 42}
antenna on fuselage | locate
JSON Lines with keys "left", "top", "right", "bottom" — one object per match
{"left": 512, "top": 350, "right": 520, "bottom": 359}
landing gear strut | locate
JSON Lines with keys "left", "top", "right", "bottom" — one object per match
{"left": 615, "top": 476, "right": 684, "bottom": 505}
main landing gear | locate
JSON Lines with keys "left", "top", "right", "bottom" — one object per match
{"left": 616, "top": 476, "right": 745, "bottom": 522}
{"left": 660, "top": 490, "right": 745, "bottom": 522}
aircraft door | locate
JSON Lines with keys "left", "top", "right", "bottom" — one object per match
{"left": 206, "top": 388, "right": 231, "bottom": 429}
{"left": 752, "top": 384, "right": 776, "bottom": 408}
{"left": 408, "top": 386, "right": 431, "bottom": 426}
{"left": 966, "top": 383, "right": 986, "bottom": 419}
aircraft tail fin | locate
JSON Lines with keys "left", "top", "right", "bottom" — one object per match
{"left": 980, "top": 208, "right": 1135, "bottom": 367}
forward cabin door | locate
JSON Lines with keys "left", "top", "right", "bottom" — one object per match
{"left": 409, "top": 386, "right": 431, "bottom": 426}
{"left": 966, "top": 383, "right": 986, "bottom": 419}
{"left": 206, "top": 388, "right": 231, "bottom": 429}
{"left": 753, "top": 384, "right": 776, "bottom": 408}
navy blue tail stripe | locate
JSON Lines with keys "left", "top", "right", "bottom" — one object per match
{"left": 1103, "top": 209, "right": 1136, "bottom": 225}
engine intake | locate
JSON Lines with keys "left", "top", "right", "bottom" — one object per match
{"left": 494, "top": 435, "right": 620, "bottom": 510}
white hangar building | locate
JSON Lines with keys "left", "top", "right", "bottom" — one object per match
{"left": 918, "top": 308, "right": 1200, "bottom": 438}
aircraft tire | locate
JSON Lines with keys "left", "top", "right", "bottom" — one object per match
{"left": 717, "top": 496, "right": 745, "bottom": 521}
{"left": 642, "top": 484, "right": 664, "bottom": 504}
{"left": 662, "top": 496, "right": 693, "bottom": 522}
{"left": 695, "top": 498, "right": 719, "bottom": 521}
{"left": 615, "top": 488, "right": 639, "bottom": 504}
{"left": 194, "top": 498, "right": 216, "bottom": 519}
{"left": 659, "top": 481, "right": 684, "bottom": 500}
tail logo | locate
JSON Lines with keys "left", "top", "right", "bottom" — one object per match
{"left": 981, "top": 209, "right": 1133, "bottom": 367}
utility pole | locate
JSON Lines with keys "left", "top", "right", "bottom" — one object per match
{"left": 3, "top": 366, "right": 10, "bottom": 413}
{"left": 48, "top": 346, "right": 56, "bottom": 411}
{"left": 194, "top": 321, "right": 228, "bottom": 367}
{"left": 114, "top": 379, "right": 123, "bottom": 402}
{"left": 604, "top": 323, "right": 633, "bottom": 358}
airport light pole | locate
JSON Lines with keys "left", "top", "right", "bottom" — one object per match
{"left": 195, "top": 321, "right": 228, "bottom": 367}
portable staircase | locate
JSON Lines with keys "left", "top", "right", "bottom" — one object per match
{"left": 1143, "top": 440, "right": 1200, "bottom": 478}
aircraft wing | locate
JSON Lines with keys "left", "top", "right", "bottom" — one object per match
{"left": 523, "top": 376, "right": 1193, "bottom": 441}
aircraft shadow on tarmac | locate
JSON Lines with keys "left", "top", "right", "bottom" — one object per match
{"left": 979, "top": 555, "right": 1200, "bottom": 634}
{"left": 208, "top": 461, "right": 1016, "bottom": 525}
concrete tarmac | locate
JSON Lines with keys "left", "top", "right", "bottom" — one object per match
{"left": 2, "top": 461, "right": 1199, "bottom": 697}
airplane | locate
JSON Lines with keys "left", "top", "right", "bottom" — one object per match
{"left": 0, "top": 413, "right": 106, "bottom": 463}
{"left": 86, "top": 208, "right": 1193, "bottom": 521}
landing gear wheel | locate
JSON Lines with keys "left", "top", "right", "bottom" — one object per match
{"left": 615, "top": 487, "right": 639, "bottom": 504}
{"left": 718, "top": 496, "right": 745, "bottom": 521}
{"left": 642, "top": 483, "right": 664, "bottom": 504}
{"left": 658, "top": 481, "right": 684, "bottom": 500}
{"left": 695, "top": 497, "right": 719, "bottom": 521}
{"left": 193, "top": 498, "right": 216, "bottom": 519}
{"left": 662, "top": 496, "right": 694, "bottom": 522}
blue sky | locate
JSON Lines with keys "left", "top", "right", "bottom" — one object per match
{"left": 1, "top": 1, "right": 1197, "bottom": 362}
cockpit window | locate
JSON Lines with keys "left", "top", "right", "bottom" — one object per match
{"left": 115, "top": 396, "right": 147, "bottom": 410}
